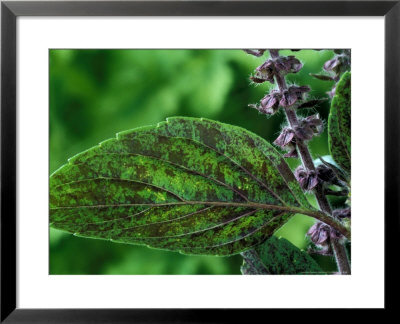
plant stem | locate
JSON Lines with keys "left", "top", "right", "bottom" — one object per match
{"left": 285, "top": 107, "right": 332, "bottom": 215}
{"left": 331, "top": 239, "right": 351, "bottom": 274}
{"left": 269, "top": 49, "right": 351, "bottom": 274}
{"left": 270, "top": 50, "right": 332, "bottom": 215}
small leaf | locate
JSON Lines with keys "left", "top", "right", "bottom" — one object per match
{"left": 240, "top": 249, "right": 270, "bottom": 274}
{"left": 50, "top": 117, "right": 314, "bottom": 256}
{"left": 310, "top": 73, "right": 334, "bottom": 81}
{"left": 241, "top": 236, "right": 324, "bottom": 274}
{"left": 328, "top": 72, "right": 351, "bottom": 174}
{"left": 297, "top": 98, "right": 328, "bottom": 109}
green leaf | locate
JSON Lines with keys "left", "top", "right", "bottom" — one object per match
{"left": 241, "top": 236, "right": 324, "bottom": 274}
{"left": 328, "top": 72, "right": 351, "bottom": 174}
{"left": 240, "top": 249, "right": 269, "bottom": 274}
{"left": 50, "top": 117, "right": 314, "bottom": 256}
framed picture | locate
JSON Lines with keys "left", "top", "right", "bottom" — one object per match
{"left": 1, "top": 0, "right": 398, "bottom": 321}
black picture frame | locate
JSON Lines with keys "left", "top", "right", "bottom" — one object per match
{"left": 1, "top": 0, "right": 398, "bottom": 321}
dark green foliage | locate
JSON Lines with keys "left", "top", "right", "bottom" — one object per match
{"left": 241, "top": 236, "right": 323, "bottom": 274}
{"left": 50, "top": 117, "right": 314, "bottom": 256}
{"left": 328, "top": 72, "right": 351, "bottom": 174}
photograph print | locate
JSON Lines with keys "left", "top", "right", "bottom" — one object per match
{"left": 49, "top": 49, "right": 351, "bottom": 275}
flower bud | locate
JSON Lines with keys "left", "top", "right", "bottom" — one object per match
{"left": 333, "top": 208, "right": 351, "bottom": 219}
{"left": 304, "top": 114, "right": 323, "bottom": 131}
{"left": 307, "top": 222, "right": 343, "bottom": 247}
{"left": 324, "top": 57, "right": 341, "bottom": 72}
{"left": 274, "top": 56, "right": 303, "bottom": 74}
{"left": 280, "top": 89, "right": 298, "bottom": 107}
{"left": 318, "top": 156, "right": 349, "bottom": 184}
{"left": 294, "top": 166, "right": 318, "bottom": 191}
{"left": 294, "top": 114, "right": 323, "bottom": 141}
{"left": 243, "top": 49, "right": 266, "bottom": 57}
{"left": 260, "top": 90, "right": 281, "bottom": 113}
{"left": 279, "top": 85, "right": 310, "bottom": 107}
{"left": 316, "top": 164, "right": 337, "bottom": 184}
{"left": 329, "top": 228, "right": 343, "bottom": 240}
{"left": 254, "top": 60, "right": 275, "bottom": 84}
{"left": 274, "top": 127, "right": 295, "bottom": 147}
{"left": 273, "top": 127, "right": 298, "bottom": 158}
{"left": 307, "top": 222, "right": 330, "bottom": 246}
{"left": 249, "top": 90, "right": 282, "bottom": 115}
{"left": 251, "top": 55, "right": 303, "bottom": 85}
{"left": 293, "top": 124, "right": 314, "bottom": 141}
{"left": 323, "top": 54, "right": 350, "bottom": 80}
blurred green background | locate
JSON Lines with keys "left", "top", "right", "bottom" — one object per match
{"left": 50, "top": 49, "right": 339, "bottom": 275}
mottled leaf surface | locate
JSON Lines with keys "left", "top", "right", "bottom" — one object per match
{"left": 328, "top": 72, "right": 351, "bottom": 174}
{"left": 50, "top": 117, "right": 313, "bottom": 256}
{"left": 241, "top": 237, "right": 323, "bottom": 274}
